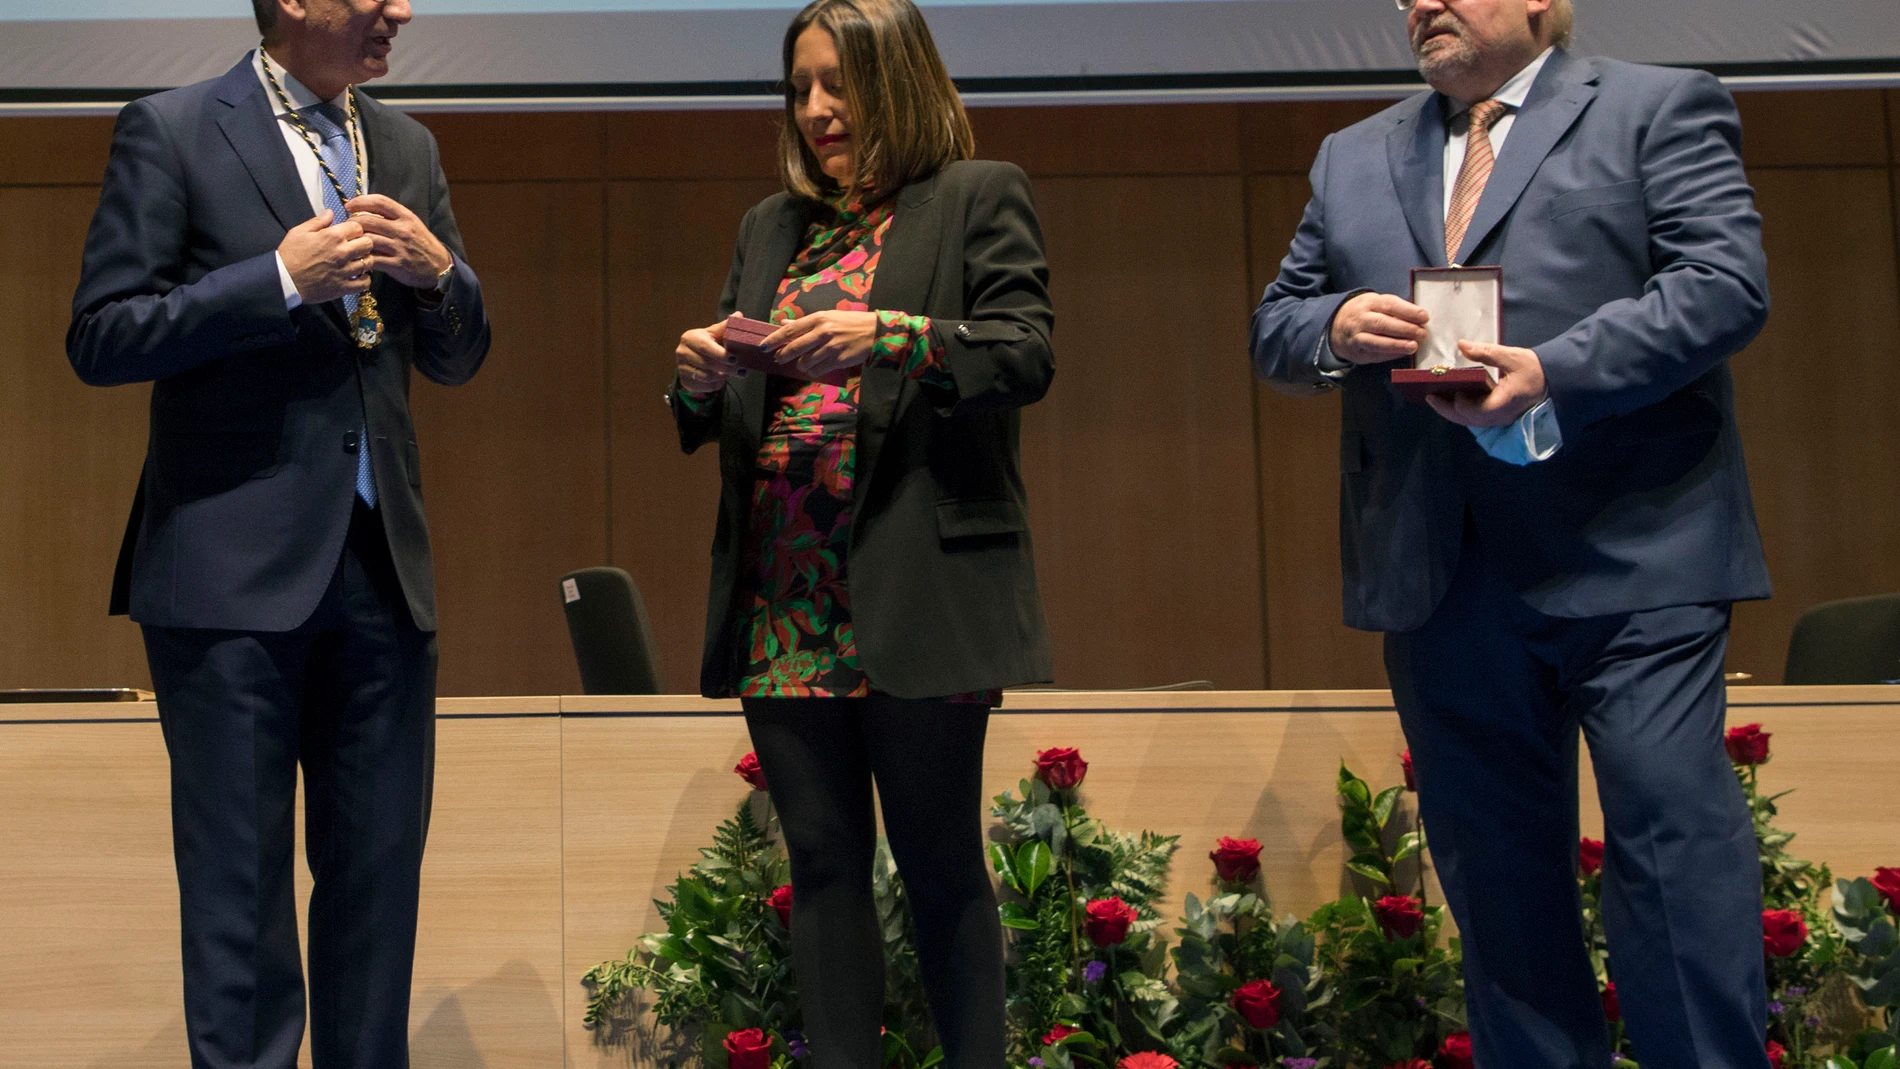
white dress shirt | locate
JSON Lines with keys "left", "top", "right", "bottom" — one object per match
{"left": 252, "top": 48, "right": 370, "bottom": 311}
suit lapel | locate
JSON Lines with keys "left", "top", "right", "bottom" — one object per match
{"left": 857, "top": 173, "right": 942, "bottom": 473}
{"left": 215, "top": 56, "right": 313, "bottom": 234}
{"left": 357, "top": 92, "right": 401, "bottom": 324}
{"left": 1388, "top": 92, "right": 1449, "bottom": 267}
{"left": 1454, "top": 50, "right": 1599, "bottom": 264}
{"left": 729, "top": 198, "right": 811, "bottom": 454}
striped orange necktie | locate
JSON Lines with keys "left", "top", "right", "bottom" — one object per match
{"left": 1444, "top": 98, "right": 1509, "bottom": 265}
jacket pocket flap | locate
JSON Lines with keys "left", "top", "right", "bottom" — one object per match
{"left": 936, "top": 497, "right": 1026, "bottom": 539}
{"left": 1548, "top": 179, "right": 1641, "bottom": 218}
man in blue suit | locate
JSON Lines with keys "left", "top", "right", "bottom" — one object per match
{"left": 1253, "top": 0, "right": 1771, "bottom": 1065}
{"left": 67, "top": 1, "right": 489, "bottom": 1065}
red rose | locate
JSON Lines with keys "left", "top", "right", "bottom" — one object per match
{"left": 1601, "top": 980, "right": 1620, "bottom": 1022}
{"left": 1210, "top": 837, "right": 1263, "bottom": 883}
{"left": 1762, "top": 909, "right": 1808, "bottom": 957}
{"left": 1579, "top": 837, "right": 1605, "bottom": 878}
{"left": 1725, "top": 723, "right": 1772, "bottom": 766}
{"left": 1401, "top": 749, "right": 1417, "bottom": 792}
{"left": 1767, "top": 1040, "right": 1786, "bottom": 1068}
{"left": 1230, "top": 978, "right": 1282, "bottom": 1029}
{"left": 767, "top": 884, "right": 793, "bottom": 929}
{"left": 1872, "top": 867, "right": 1900, "bottom": 913}
{"left": 1084, "top": 896, "right": 1138, "bottom": 946}
{"left": 1040, "top": 1024, "right": 1079, "bottom": 1047}
{"left": 724, "top": 1028, "right": 773, "bottom": 1069}
{"left": 1437, "top": 1031, "right": 1474, "bottom": 1069}
{"left": 1034, "top": 747, "right": 1089, "bottom": 790}
{"left": 1374, "top": 894, "right": 1426, "bottom": 940}
{"left": 1117, "top": 1054, "right": 1177, "bottom": 1069}
{"left": 734, "top": 752, "right": 768, "bottom": 791}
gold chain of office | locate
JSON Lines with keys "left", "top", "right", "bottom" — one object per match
{"left": 259, "top": 44, "right": 384, "bottom": 349}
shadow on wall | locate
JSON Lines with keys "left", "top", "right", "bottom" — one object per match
{"left": 88, "top": 1016, "right": 187, "bottom": 1069}
{"left": 412, "top": 958, "right": 563, "bottom": 1069}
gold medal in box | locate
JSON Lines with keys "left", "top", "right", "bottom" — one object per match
{"left": 1391, "top": 266, "right": 1501, "bottom": 403}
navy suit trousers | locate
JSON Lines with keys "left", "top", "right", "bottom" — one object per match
{"left": 143, "top": 503, "right": 437, "bottom": 1069}
{"left": 1385, "top": 530, "right": 1769, "bottom": 1069}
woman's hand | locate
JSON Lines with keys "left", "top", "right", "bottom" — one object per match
{"left": 762, "top": 310, "right": 880, "bottom": 380}
{"left": 677, "top": 315, "right": 739, "bottom": 394}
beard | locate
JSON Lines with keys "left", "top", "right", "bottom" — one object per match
{"left": 1412, "top": 19, "right": 1480, "bottom": 82}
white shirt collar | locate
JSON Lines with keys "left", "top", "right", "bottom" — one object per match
{"left": 251, "top": 47, "right": 352, "bottom": 118}
{"left": 1447, "top": 46, "right": 1555, "bottom": 118}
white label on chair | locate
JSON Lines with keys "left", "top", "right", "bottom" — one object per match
{"left": 562, "top": 578, "right": 581, "bottom": 604}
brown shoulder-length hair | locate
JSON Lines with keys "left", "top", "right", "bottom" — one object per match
{"left": 777, "top": 0, "right": 976, "bottom": 201}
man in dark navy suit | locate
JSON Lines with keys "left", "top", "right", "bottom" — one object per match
{"left": 1253, "top": 0, "right": 1771, "bottom": 1065}
{"left": 68, "top": 1, "right": 488, "bottom": 1065}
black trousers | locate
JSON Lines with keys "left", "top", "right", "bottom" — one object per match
{"left": 742, "top": 696, "right": 1006, "bottom": 1069}
{"left": 1385, "top": 533, "right": 1767, "bottom": 1069}
{"left": 142, "top": 503, "right": 437, "bottom": 1069}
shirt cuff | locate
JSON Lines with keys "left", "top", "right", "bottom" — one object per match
{"left": 275, "top": 251, "right": 301, "bottom": 311}
{"left": 1470, "top": 398, "right": 1563, "bottom": 466}
{"left": 1315, "top": 334, "right": 1352, "bottom": 381}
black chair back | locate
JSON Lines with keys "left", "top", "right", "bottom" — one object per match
{"left": 560, "top": 567, "right": 664, "bottom": 695}
{"left": 1783, "top": 593, "right": 1900, "bottom": 685}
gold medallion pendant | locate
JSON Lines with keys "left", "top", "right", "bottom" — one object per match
{"left": 352, "top": 291, "right": 385, "bottom": 349}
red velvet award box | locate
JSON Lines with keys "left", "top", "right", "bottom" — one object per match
{"left": 721, "top": 315, "right": 851, "bottom": 388}
{"left": 1390, "top": 266, "right": 1502, "bottom": 403}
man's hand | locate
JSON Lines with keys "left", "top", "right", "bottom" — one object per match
{"left": 762, "top": 309, "right": 879, "bottom": 379}
{"left": 279, "top": 211, "right": 373, "bottom": 305}
{"left": 677, "top": 315, "right": 740, "bottom": 395}
{"left": 344, "top": 194, "right": 453, "bottom": 291}
{"left": 1426, "top": 340, "right": 1548, "bottom": 428}
{"left": 1329, "top": 292, "right": 1429, "bottom": 365}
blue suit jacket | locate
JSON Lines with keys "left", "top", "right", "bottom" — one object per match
{"left": 68, "top": 57, "right": 490, "bottom": 632}
{"left": 1252, "top": 50, "right": 1772, "bottom": 633}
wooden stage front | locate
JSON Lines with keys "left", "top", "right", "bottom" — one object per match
{"left": 3, "top": 687, "right": 1894, "bottom": 1068}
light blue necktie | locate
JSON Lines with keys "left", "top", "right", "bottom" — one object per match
{"left": 303, "top": 102, "right": 378, "bottom": 509}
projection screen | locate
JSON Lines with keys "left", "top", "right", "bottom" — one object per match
{"left": 2, "top": 0, "right": 1897, "bottom": 114}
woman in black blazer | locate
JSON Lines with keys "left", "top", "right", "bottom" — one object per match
{"left": 669, "top": 0, "right": 1053, "bottom": 1063}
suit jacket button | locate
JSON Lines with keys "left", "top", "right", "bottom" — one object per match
{"left": 955, "top": 323, "right": 972, "bottom": 340}
{"left": 344, "top": 430, "right": 360, "bottom": 454}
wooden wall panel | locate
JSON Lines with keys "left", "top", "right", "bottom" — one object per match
{"left": 605, "top": 110, "right": 782, "bottom": 181}
{"left": 1728, "top": 168, "right": 1900, "bottom": 681}
{"left": 1733, "top": 89, "right": 1889, "bottom": 169}
{"left": 1022, "top": 175, "right": 1267, "bottom": 689}
{"left": 0, "top": 186, "right": 151, "bottom": 691}
{"left": 1245, "top": 175, "right": 1388, "bottom": 690}
{"left": 416, "top": 111, "right": 606, "bottom": 183}
{"left": 605, "top": 178, "right": 779, "bottom": 695}
{"left": 411, "top": 181, "right": 609, "bottom": 697}
{"left": 1238, "top": 99, "right": 1391, "bottom": 175}
{"left": 972, "top": 104, "right": 1241, "bottom": 176}
{"left": 0, "top": 116, "right": 115, "bottom": 185}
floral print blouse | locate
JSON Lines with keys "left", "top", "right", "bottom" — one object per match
{"left": 682, "top": 191, "right": 954, "bottom": 698}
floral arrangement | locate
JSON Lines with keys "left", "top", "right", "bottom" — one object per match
{"left": 584, "top": 728, "right": 1899, "bottom": 1069}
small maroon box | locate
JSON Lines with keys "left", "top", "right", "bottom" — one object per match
{"left": 721, "top": 315, "right": 851, "bottom": 387}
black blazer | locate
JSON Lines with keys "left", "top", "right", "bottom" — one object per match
{"left": 672, "top": 160, "right": 1055, "bottom": 699}
{"left": 68, "top": 56, "right": 490, "bottom": 633}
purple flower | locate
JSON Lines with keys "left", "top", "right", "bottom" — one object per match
{"left": 1806, "top": 1016, "right": 1822, "bottom": 1029}
{"left": 1029, "top": 1060, "right": 1044, "bottom": 1068}
{"left": 1283, "top": 1060, "right": 1319, "bottom": 1069}
{"left": 1784, "top": 986, "right": 1807, "bottom": 997}
{"left": 1416, "top": 996, "right": 1428, "bottom": 1008}
{"left": 1083, "top": 960, "right": 1107, "bottom": 984}
{"left": 785, "top": 1030, "right": 810, "bottom": 1058}
{"left": 1767, "top": 1000, "right": 1785, "bottom": 1015}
